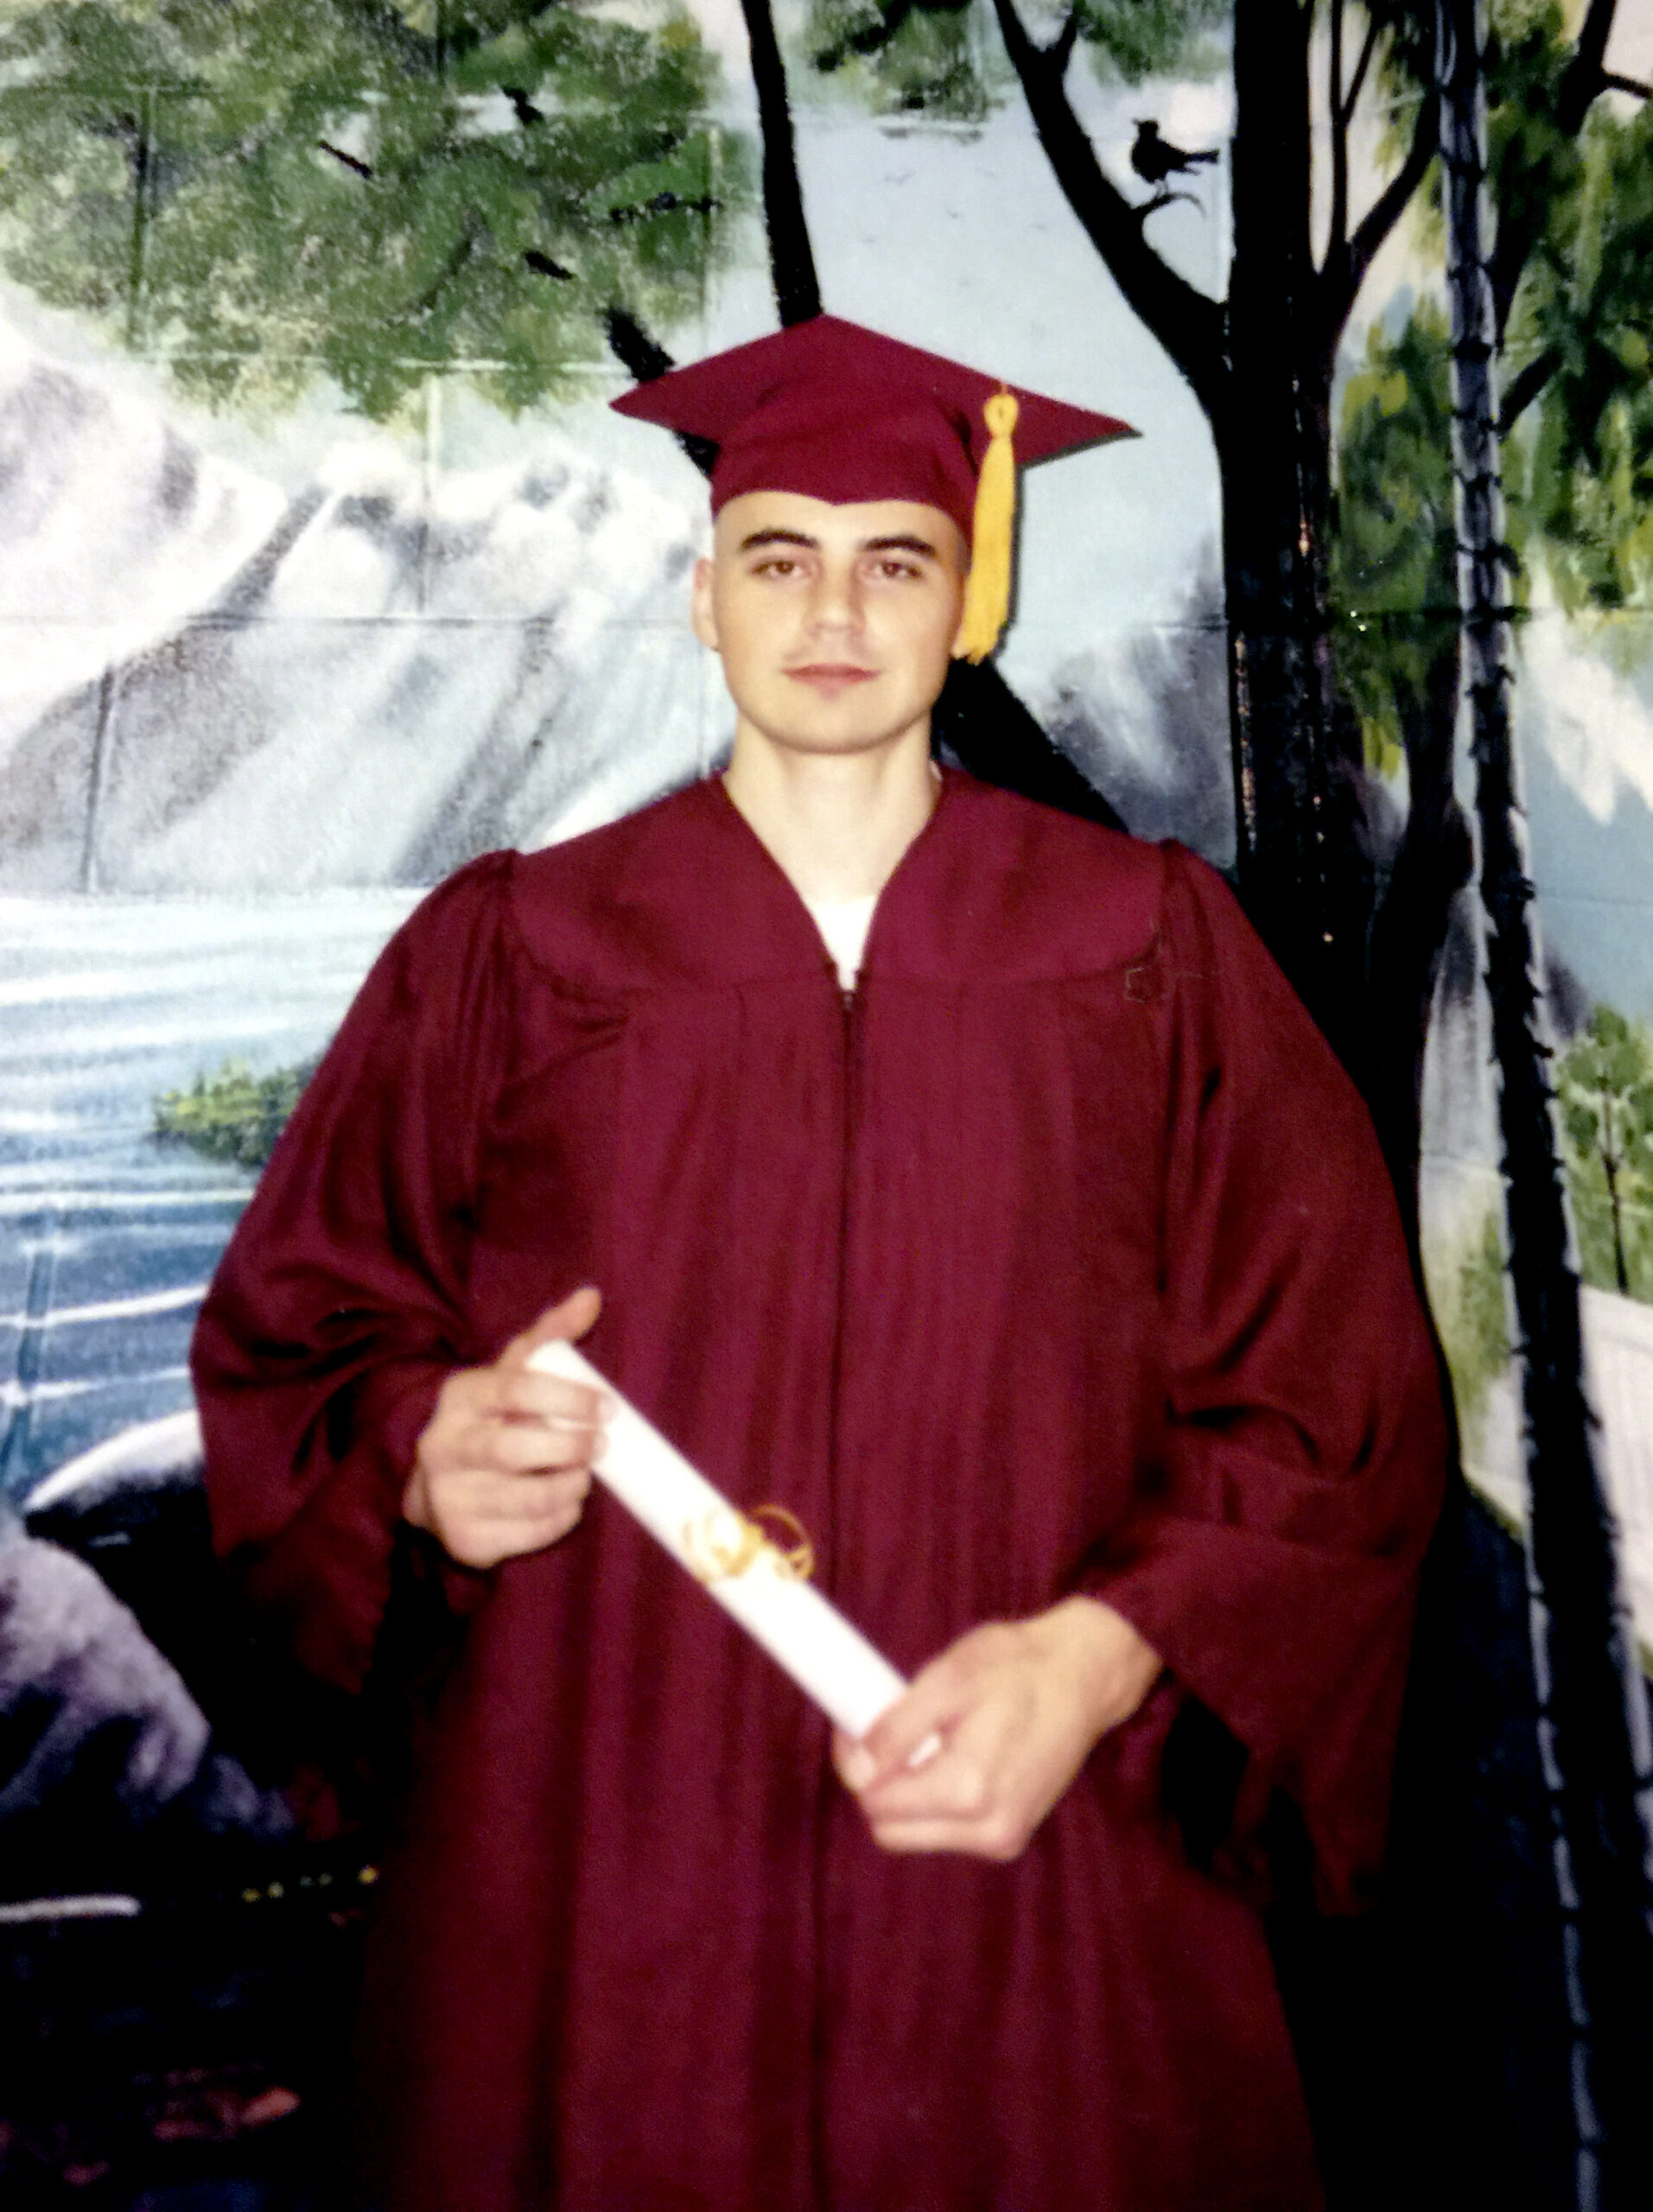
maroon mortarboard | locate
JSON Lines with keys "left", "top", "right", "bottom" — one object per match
{"left": 611, "top": 315, "right": 1135, "bottom": 659}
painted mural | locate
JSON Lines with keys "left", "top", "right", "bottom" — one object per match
{"left": 2, "top": 0, "right": 1652, "bottom": 2200}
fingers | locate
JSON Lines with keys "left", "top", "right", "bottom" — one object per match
{"left": 422, "top": 1293, "right": 610, "bottom": 1483}
{"left": 832, "top": 1653, "right": 1019, "bottom": 1854}
{"left": 457, "top": 1370, "right": 604, "bottom": 1467}
{"left": 492, "top": 1362, "right": 605, "bottom": 1430}
{"left": 835, "top": 1696, "right": 950, "bottom": 1797}
{"left": 441, "top": 1465, "right": 594, "bottom": 1535}
{"left": 845, "top": 1708, "right": 1038, "bottom": 1861}
{"left": 405, "top": 1287, "right": 608, "bottom": 1568}
{"left": 467, "top": 1414, "right": 596, "bottom": 1476}
{"left": 833, "top": 1610, "right": 1134, "bottom": 1863}
{"left": 425, "top": 1465, "right": 594, "bottom": 1569}
{"left": 842, "top": 1624, "right": 1014, "bottom": 1789}
{"left": 461, "top": 1464, "right": 591, "bottom": 1522}
{"left": 885, "top": 1722, "right": 1068, "bottom": 1859}
{"left": 422, "top": 1385, "right": 598, "bottom": 1482}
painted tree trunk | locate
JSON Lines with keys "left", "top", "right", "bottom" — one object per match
{"left": 1218, "top": 0, "right": 1371, "bottom": 1068}
{"left": 1598, "top": 1113, "right": 1631, "bottom": 1295}
{"left": 1438, "top": 0, "right": 1653, "bottom": 2199}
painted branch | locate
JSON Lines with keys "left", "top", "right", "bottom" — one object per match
{"left": 1330, "top": 0, "right": 1349, "bottom": 259}
{"left": 989, "top": 0, "right": 1225, "bottom": 416}
{"left": 1343, "top": 89, "right": 1439, "bottom": 303}
{"left": 1340, "top": 11, "right": 1383, "bottom": 129}
{"left": 1497, "top": 345, "right": 1561, "bottom": 435}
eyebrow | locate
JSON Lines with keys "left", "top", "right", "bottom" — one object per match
{"left": 737, "top": 528, "right": 817, "bottom": 552}
{"left": 734, "top": 528, "right": 944, "bottom": 560}
{"left": 866, "top": 533, "right": 943, "bottom": 560}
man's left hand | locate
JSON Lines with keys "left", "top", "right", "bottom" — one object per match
{"left": 833, "top": 1597, "right": 1162, "bottom": 1860}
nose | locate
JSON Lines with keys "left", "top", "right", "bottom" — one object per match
{"left": 806, "top": 556, "right": 864, "bottom": 637}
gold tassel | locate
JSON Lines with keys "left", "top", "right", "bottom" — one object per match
{"left": 954, "top": 391, "right": 1019, "bottom": 664}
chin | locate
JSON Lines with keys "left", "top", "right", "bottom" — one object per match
{"left": 778, "top": 721, "right": 919, "bottom": 758}
{"left": 751, "top": 692, "right": 938, "bottom": 756}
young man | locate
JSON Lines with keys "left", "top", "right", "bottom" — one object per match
{"left": 195, "top": 317, "right": 1446, "bottom": 2212}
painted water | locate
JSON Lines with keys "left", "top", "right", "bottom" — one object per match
{"left": 0, "top": 893, "right": 414, "bottom": 1503}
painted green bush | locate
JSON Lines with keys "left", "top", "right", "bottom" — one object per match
{"left": 154, "top": 1057, "right": 318, "bottom": 1167}
{"left": 1557, "top": 1007, "right": 1653, "bottom": 1303}
{"left": 1431, "top": 1207, "right": 1513, "bottom": 1465}
{"left": 0, "top": 0, "right": 749, "bottom": 417}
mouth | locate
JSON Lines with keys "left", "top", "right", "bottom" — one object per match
{"left": 785, "top": 663, "right": 878, "bottom": 698}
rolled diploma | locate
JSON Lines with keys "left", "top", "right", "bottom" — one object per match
{"left": 527, "top": 1339, "right": 908, "bottom": 1741}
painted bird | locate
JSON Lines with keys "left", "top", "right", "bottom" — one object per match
{"left": 1130, "top": 120, "right": 1221, "bottom": 187}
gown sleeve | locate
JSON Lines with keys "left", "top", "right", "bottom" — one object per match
{"left": 1083, "top": 844, "right": 1448, "bottom": 1910}
{"left": 192, "top": 853, "right": 520, "bottom": 1696}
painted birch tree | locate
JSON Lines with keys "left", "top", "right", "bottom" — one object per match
{"left": 1435, "top": 1, "right": 1653, "bottom": 2196}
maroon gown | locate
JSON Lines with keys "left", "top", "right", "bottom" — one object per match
{"left": 194, "top": 771, "right": 1446, "bottom": 2212}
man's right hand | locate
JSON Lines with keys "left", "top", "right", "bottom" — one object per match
{"left": 404, "top": 1286, "right": 606, "bottom": 1570}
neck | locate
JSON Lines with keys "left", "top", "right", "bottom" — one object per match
{"left": 722, "top": 724, "right": 940, "bottom": 902}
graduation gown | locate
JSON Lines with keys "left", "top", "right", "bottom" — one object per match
{"left": 194, "top": 772, "right": 1446, "bottom": 2212}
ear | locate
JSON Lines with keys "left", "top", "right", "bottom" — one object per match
{"left": 690, "top": 556, "right": 720, "bottom": 652}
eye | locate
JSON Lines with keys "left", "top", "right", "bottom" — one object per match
{"left": 753, "top": 556, "right": 800, "bottom": 577}
{"left": 874, "top": 557, "right": 924, "bottom": 581}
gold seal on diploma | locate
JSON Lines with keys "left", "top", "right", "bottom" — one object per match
{"left": 683, "top": 1503, "right": 815, "bottom": 1586}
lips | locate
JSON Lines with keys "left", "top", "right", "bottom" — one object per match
{"left": 785, "top": 663, "right": 877, "bottom": 698}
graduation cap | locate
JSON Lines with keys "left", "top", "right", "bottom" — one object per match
{"left": 611, "top": 315, "right": 1135, "bottom": 662}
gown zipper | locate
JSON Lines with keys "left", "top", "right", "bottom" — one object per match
{"left": 826, "top": 972, "right": 861, "bottom": 1555}
{"left": 811, "top": 965, "right": 861, "bottom": 2212}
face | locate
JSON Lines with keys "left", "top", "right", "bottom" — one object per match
{"left": 691, "top": 490, "right": 968, "bottom": 762}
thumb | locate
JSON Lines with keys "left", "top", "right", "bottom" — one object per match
{"left": 512, "top": 1284, "right": 602, "bottom": 1363}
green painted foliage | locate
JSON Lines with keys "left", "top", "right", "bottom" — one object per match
{"left": 1459, "top": 1211, "right": 1513, "bottom": 1446}
{"left": 1556, "top": 1007, "right": 1653, "bottom": 1303}
{"left": 1488, "top": 0, "right": 1653, "bottom": 610}
{"left": 1515, "top": 98, "right": 1653, "bottom": 609}
{"left": 1071, "top": 0, "right": 1226, "bottom": 86}
{"left": 1485, "top": 0, "right": 1580, "bottom": 263}
{"left": 153, "top": 1056, "right": 318, "bottom": 1167}
{"left": 802, "top": 0, "right": 1002, "bottom": 123}
{"left": 0, "top": 0, "right": 749, "bottom": 417}
{"left": 1330, "top": 303, "right": 1458, "bottom": 778}
{"left": 1429, "top": 1207, "right": 1512, "bottom": 1463}
{"left": 800, "top": 0, "right": 1221, "bottom": 124}
{"left": 1343, "top": 0, "right": 1653, "bottom": 634}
